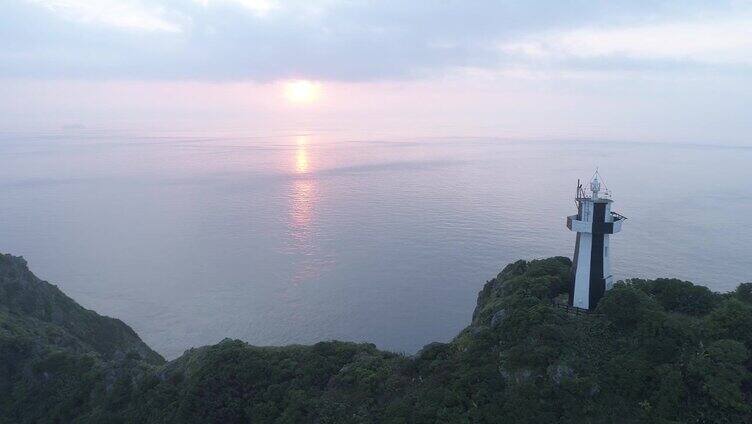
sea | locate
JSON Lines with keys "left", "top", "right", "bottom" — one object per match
{"left": 2, "top": 129, "right": 751, "bottom": 358}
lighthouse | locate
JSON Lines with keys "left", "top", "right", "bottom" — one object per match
{"left": 566, "top": 172, "right": 626, "bottom": 310}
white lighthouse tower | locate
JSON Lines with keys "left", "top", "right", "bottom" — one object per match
{"left": 566, "top": 172, "right": 626, "bottom": 310}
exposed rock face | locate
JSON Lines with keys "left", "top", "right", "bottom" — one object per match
{"left": 490, "top": 309, "right": 506, "bottom": 328}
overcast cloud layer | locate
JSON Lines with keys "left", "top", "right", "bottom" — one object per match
{"left": 2, "top": 1, "right": 752, "bottom": 144}
{"left": 4, "top": 0, "right": 752, "bottom": 81}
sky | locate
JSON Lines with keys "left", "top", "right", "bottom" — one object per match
{"left": 1, "top": 0, "right": 751, "bottom": 143}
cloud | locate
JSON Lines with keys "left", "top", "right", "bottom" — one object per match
{"left": 25, "top": 0, "right": 183, "bottom": 32}
{"left": 500, "top": 17, "right": 752, "bottom": 67}
{"left": 3, "top": 1, "right": 752, "bottom": 81}
{"left": 194, "top": 0, "right": 279, "bottom": 17}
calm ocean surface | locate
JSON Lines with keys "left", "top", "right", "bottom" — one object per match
{"left": 2, "top": 130, "right": 751, "bottom": 358}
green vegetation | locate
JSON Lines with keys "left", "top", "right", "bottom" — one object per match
{"left": 0, "top": 253, "right": 163, "bottom": 423}
{"left": 1, "top": 253, "right": 750, "bottom": 423}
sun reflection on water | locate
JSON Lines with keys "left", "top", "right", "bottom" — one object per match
{"left": 291, "top": 135, "right": 314, "bottom": 231}
{"left": 286, "top": 135, "right": 332, "bottom": 284}
{"left": 295, "top": 136, "right": 309, "bottom": 174}
{"left": 290, "top": 178, "right": 315, "bottom": 236}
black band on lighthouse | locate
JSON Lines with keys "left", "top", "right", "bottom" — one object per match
{"left": 588, "top": 202, "right": 607, "bottom": 309}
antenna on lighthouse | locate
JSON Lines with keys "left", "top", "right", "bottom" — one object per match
{"left": 590, "top": 173, "right": 601, "bottom": 199}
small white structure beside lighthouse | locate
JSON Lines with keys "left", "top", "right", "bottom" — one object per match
{"left": 566, "top": 172, "right": 626, "bottom": 310}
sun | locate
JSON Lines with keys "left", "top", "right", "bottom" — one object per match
{"left": 283, "top": 80, "right": 322, "bottom": 104}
